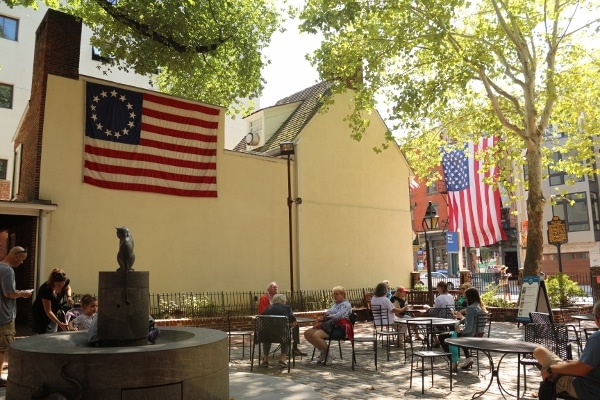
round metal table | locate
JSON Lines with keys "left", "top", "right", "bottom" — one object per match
{"left": 446, "top": 337, "right": 539, "bottom": 399}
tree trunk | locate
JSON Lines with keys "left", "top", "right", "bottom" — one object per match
{"left": 523, "top": 136, "right": 544, "bottom": 276}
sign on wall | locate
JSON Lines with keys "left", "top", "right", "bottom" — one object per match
{"left": 517, "top": 276, "right": 552, "bottom": 322}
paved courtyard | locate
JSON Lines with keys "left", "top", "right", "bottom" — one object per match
{"left": 227, "top": 320, "right": 549, "bottom": 400}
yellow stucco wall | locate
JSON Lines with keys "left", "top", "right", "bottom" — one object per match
{"left": 37, "top": 75, "right": 412, "bottom": 295}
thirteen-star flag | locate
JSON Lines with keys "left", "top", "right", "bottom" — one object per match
{"left": 441, "top": 137, "right": 506, "bottom": 247}
{"left": 83, "top": 82, "right": 220, "bottom": 197}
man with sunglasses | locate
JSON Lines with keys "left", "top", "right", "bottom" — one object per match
{"left": 0, "top": 247, "right": 34, "bottom": 387}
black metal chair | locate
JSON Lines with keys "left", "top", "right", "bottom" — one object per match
{"left": 352, "top": 314, "right": 378, "bottom": 370}
{"left": 472, "top": 312, "right": 492, "bottom": 374}
{"left": 530, "top": 311, "right": 553, "bottom": 324}
{"left": 224, "top": 310, "right": 253, "bottom": 361}
{"left": 371, "top": 304, "right": 405, "bottom": 361}
{"left": 250, "top": 315, "right": 294, "bottom": 373}
{"left": 406, "top": 319, "right": 453, "bottom": 394}
{"left": 520, "top": 323, "right": 572, "bottom": 393}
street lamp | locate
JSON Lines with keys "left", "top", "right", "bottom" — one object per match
{"left": 422, "top": 201, "right": 439, "bottom": 306}
{"left": 280, "top": 142, "right": 301, "bottom": 292}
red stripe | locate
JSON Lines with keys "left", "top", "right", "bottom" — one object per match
{"left": 84, "top": 176, "right": 217, "bottom": 197}
{"left": 144, "top": 92, "right": 221, "bottom": 116}
{"left": 139, "top": 138, "right": 216, "bottom": 156}
{"left": 85, "top": 145, "right": 216, "bottom": 169}
{"left": 141, "top": 121, "right": 218, "bottom": 142}
{"left": 142, "top": 107, "right": 219, "bottom": 130}
{"left": 85, "top": 160, "right": 216, "bottom": 184}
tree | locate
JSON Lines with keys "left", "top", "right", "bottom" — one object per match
{"left": 3, "top": 0, "right": 284, "bottom": 112}
{"left": 299, "top": 0, "right": 600, "bottom": 276}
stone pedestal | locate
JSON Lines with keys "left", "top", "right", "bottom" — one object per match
{"left": 98, "top": 271, "right": 149, "bottom": 345}
{"left": 8, "top": 328, "right": 228, "bottom": 400}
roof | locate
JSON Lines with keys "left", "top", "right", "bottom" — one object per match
{"left": 234, "top": 81, "right": 331, "bottom": 155}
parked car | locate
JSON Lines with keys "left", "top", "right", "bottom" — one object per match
{"left": 418, "top": 272, "right": 460, "bottom": 290}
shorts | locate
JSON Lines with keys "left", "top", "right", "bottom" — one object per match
{"left": 535, "top": 346, "right": 578, "bottom": 398}
{"left": 0, "top": 320, "right": 16, "bottom": 352}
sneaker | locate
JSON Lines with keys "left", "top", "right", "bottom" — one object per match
{"left": 459, "top": 357, "right": 474, "bottom": 369}
{"left": 292, "top": 348, "right": 307, "bottom": 357}
{"left": 324, "top": 349, "right": 336, "bottom": 365}
{"left": 278, "top": 360, "right": 288, "bottom": 368}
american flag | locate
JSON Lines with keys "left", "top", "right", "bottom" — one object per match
{"left": 441, "top": 137, "right": 506, "bottom": 247}
{"left": 409, "top": 178, "right": 420, "bottom": 190}
{"left": 83, "top": 82, "right": 220, "bottom": 197}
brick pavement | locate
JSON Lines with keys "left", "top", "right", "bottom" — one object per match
{"left": 228, "top": 320, "right": 548, "bottom": 400}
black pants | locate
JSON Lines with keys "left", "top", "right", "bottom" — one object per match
{"left": 293, "top": 325, "right": 300, "bottom": 348}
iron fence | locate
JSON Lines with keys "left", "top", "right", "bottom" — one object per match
{"left": 149, "top": 287, "right": 374, "bottom": 319}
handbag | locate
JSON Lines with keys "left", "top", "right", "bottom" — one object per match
{"left": 320, "top": 319, "right": 335, "bottom": 334}
{"left": 449, "top": 331, "right": 460, "bottom": 362}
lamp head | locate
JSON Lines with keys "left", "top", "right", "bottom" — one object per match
{"left": 422, "top": 201, "right": 439, "bottom": 231}
{"left": 279, "top": 142, "right": 295, "bottom": 156}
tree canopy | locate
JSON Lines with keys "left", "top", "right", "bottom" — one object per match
{"left": 3, "top": 0, "right": 284, "bottom": 113}
{"left": 299, "top": 0, "right": 600, "bottom": 275}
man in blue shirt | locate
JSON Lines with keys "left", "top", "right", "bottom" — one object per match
{"left": 535, "top": 300, "right": 600, "bottom": 399}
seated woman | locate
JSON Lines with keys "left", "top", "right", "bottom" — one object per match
{"left": 371, "top": 282, "right": 407, "bottom": 335}
{"left": 304, "top": 286, "right": 352, "bottom": 364}
{"left": 439, "top": 287, "right": 487, "bottom": 369}
{"left": 260, "top": 293, "right": 297, "bottom": 368}
{"left": 455, "top": 282, "right": 472, "bottom": 316}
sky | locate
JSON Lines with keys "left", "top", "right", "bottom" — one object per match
{"left": 259, "top": 3, "right": 322, "bottom": 107}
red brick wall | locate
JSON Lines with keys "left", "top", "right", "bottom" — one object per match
{"left": 0, "top": 180, "right": 10, "bottom": 200}
{"left": 13, "top": 9, "right": 82, "bottom": 202}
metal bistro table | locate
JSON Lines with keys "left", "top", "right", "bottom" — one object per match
{"left": 446, "top": 337, "right": 538, "bottom": 399}
{"left": 295, "top": 317, "right": 316, "bottom": 326}
{"left": 572, "top": 314, "right": 594, "bottom": 323}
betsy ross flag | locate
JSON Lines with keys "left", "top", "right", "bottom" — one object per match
{"left": 441, "top": 137, "right": 506, "bottom": 248}
{"left": 84, "top": 82, "right": 220, "bottom": 197}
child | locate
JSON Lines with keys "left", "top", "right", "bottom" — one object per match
{"left": 68, "top": 294, "right": 98, "bottom": 331}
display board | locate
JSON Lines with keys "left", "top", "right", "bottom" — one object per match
{"left": 516, "top": 276, "right": 552, "bottom": 323}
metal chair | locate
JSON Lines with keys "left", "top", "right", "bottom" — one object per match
{"left": 352, "top": 315, "right": 378, "bottom": 370}
{"left": 530, "top": 311, "right": 553, "bottom": 324}
{"left": 520, "top": 323, "right": 572, "bottom": 393}
{"left": 371, "top": 304, "right": 405, "bottom": 361}
{"left": 250, "top": 315, "right": 294, "bottom": 373}
{"left": 224, "top": 310, "right": 253, "bottom": 361}
{"left": 406, "top": 319, "right": 453, "bottom": 394}
{"left": 472, "top": 312, "right": 492, "bottom": 374}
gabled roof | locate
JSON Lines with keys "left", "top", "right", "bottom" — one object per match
{"left": 234, "top": 81, "right": 331, "bottom": 156}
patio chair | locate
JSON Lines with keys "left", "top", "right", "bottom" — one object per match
{"left": 530, "top": 311, "right": 553, "bottom": 324}
{"left": 250, "top": 315, "right": 294, "bottom": 373}
{"left": 472, "top": 312, "right": 492, "bottom": 374}
{"left": 520, "top": 323, "right": 572, "bottom": 393}
{"left": 371, "top": 304, "right": 406, "bottom": 361}
{"left": 224, "top": 310, "right": 253, "bottom": 361}
{"left": 352, "top": 313, "right": 379, "bottom": 370}
{"left": 405, "top": 319, "right": 453, "bottom": 394}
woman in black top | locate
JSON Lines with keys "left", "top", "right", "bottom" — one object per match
{"left": 32, "top": 269, "right": 69, "bottom": 334}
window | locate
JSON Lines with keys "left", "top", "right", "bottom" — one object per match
{"left": 0, "top": 159, "right": 6, "bottom": 180}
{"left": 249, "top": 118, "right": 262, "bottom": 133}
{"left": 0, "top": 15, "right": 18, "bottom": 41}
{"left": 592, "top": 192, "right": 600, "bottom": 231}
{"left": 552, "top": 192, "right": 590, "bottom": 232}
{"left": 548, "top": 151, "right": 584, "bottom": 186}
{"left": 426, "top": 181, "right": 437, "bottom": 195}
{"left": 0, "top": 83, "right": 13, "bottom": 109}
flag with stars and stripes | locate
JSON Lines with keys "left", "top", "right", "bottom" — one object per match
{"left": 441, "top": 137, "right": 506, "bottom": 247}
{"left": 83, "top": 82, "right": 220, "bottom": 197}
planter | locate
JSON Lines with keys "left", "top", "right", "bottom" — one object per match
{"left": 486, "top": 306, "right": 519, "bottom": 322}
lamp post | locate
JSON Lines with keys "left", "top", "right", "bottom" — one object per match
{"left": 280, "top": 142, "right": 299, "bottom": 292}
{"left": 422, "top": 201, "right": 439, "bottom": 306}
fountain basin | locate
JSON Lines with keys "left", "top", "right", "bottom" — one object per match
{"left": 8, "top": 327, "right": 228, "bottom": 400}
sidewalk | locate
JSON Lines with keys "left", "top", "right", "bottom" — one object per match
{"left": 0, "top": 321, "right": 547, "bottom": 399}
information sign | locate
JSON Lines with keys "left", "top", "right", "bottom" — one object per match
{"left": 517, "top": 276, "right": 552, "bottom": 323}
{"left": 547, "top": 216, "right": 568, "bottom": 245}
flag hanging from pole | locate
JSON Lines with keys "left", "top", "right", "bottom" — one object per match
{"left": 83, "top": 82, "right": 220, "bottom": 197}
{"left": 441, "top": 137, "right": 506, "bottom": 247}
{"left": 409, "top": 178, "right": 420, "bottom": 190}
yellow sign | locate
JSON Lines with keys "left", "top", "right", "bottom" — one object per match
{"left": 547, "top": 216, "right": 568, "bottom": 244}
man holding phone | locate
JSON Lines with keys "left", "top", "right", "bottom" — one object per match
{"left": 0, "top": 246, "right": 34, "bottom": 387}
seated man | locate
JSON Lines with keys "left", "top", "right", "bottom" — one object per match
{"left": 534, "top": 300, "right": 600, "bottom": 399}
{"left": 260, "top": 294, "right": 297, "bottom": 367}
{"left": 258, "top": 281, "right": 306, "bottom": 356}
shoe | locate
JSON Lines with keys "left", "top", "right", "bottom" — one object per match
{"left": 459, "top": 357, "right": 474, "bottom": 369}
{"left": 278, "top": 360, "right": 288, "bottom": 367}
{"left": 0, "top": 379, "right": 6, "bottom": 387}
{"left": 324, "top": 349, "right": 336, "bottom": 365}
{"left": 317, "top": 351, "right": 327, "bottom": 363}
{"left": 293, "top": 348, "right": 307, "bottom": 357}
{"left": 451, "top": 362, "right": 458, "bottom": 372}
{"left": 260, "top": 360, "right": 269, "bottom": 368}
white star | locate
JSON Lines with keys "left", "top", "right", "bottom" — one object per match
{"left": 100, "top": 91, "right": 108, "bottom": 98}
{"left": 120, "top": 95, "right": 127, "bottom": 102}
{"left": 110, "top": 89, "right": 118, "bottom": 97}
{"left": 90, "top": 104, "right": 96, "bottom": 111}
{"left": 128, "top": 121, "right": 135, "bottom": 128}
{"left": 126, "top": 103, "right": 133, "bottom": 110}
{"left": 93, "top": 95, "right": 100, "bottom": 103}
{"left": 122, "top": 128, "right": 129, "bottom": 135}
{"left": 114, "top": 131, "right": 121, "bottom": 139}
{"left": 91, "top": 114, "right": 97, "bottom": 121}
{"left": 105, "top": 129, "right": 112, "bottom": 136}
{"left": 96, "top": 123, "right": 103, "bottom": 130}
{"left": 129, "top": 111, "right": 136, "bottom": 119}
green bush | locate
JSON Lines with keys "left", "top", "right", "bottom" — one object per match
{"left": 413, "top": 283, "right": 426, "bottom": 291}
{"left": 544, "top": 273, "right": 587, "bottom": 307}
{"left": 480, "top": 282, "right": 514, "bottom": 308}
{"left": 158, "top": 295, "right": 216, "bottom": 318}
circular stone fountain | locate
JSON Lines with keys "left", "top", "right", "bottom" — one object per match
{"left": 8, "top": 327, "right": 228, "bottom": 399}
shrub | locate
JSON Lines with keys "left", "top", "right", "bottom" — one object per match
{"left": 480, "top": 282, "right": 514, "bottom": 308}
{"left": 413, "top": 283, "right": 426, "bottom": 291}
{"left": 544, "top": 273, "right": 587, "bottom": 307}
{"left": 158, "top": 295, "right": 216, "bottom": 318}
